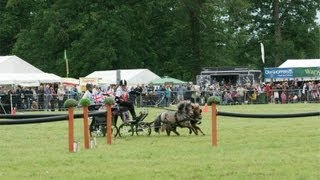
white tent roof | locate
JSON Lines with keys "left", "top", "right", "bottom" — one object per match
{"left": 279, "top": 59, "right": 320, "bottom": 68}
{"left": 86, "top": 69, "right": 160, "bottom": 85}
{"left": 0, "top": 73, "right": 62, "bottom": 85}
{"left": 0, "top": 55, "right": 62, "bottom": 85}
{"left": 0, "top": 55, "right": 44, "bottom": 73}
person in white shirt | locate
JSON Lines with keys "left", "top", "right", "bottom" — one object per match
{"left": 115, "top": 80, "right": 137, "bottom": 120}
{"left": 81, "top": 83, "right": 95, "bottom": 105}
{"left": 57, "top": 84, "right": 65, "bottom": 111}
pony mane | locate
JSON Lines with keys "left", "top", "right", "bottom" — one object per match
{"left": 175, "top": 101, "right": 193, "bottom": 121}
{"left": 177, "top": 101, "right": 186, "bottom": 112}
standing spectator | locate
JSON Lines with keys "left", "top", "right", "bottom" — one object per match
{"left": 31, "top": 88, "right": 38, "bottom": 110}
{"left": 134, "top": 84, "right": 143, "bottom": 107}
{"left": 281, "top": 91, "right": 287, "bottom": 104}
{"left": 311, "top": 82, "right": 318, "bottom": 102}
{"left": 37, "top": 85, "right": 44, "bottom": 110}
{"left": 44, "top": 85, "right": 51, "bottom": 111}
{"left": 263, "top": 83, "right": 272, "bottom": 103}
{"left": 236, "top": 85, "right": 245, "bottom": 103}
{"left": 278, "top": 84, "right": 283, "bottom": 103}
{"left": 176, "top": 85, "right": 185, "bottom": 103}
{"left": 25, "top": 87, "right": 33, "bottom": 109}
{"left": 184, "top": 84, "right": 192, "bottom": 101}
{"left": 165, "top": 85, "right": 172, "bottom": 107}
{"left": 191, "top": 84, "right": 201, "bottom": 103}
{"left": 57, "top": 84, "right": 65, "bottom": 111}
{"left": 50, "top": 86, "right": 56, "bottom": 111}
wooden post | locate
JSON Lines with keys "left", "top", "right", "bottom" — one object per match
{"left": 212, "top": 103, "right": 217, "bottom": 147}
{"left": 83, "top": 106, "right": 90, "bottom": 149}
{"left": 106, "top": 105, "right": 112, "bottom": 145}
{"left": 68, "top": 107, "right": 74, "bottom": 152}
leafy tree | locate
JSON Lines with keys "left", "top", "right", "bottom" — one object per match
{"left": 1, "top": 0, "right": 318, "bottom": 82}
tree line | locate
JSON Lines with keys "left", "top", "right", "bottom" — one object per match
{"left": 0, "top": 0, "right": 319, "bottom": 81}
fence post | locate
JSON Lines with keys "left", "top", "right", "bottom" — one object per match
{"left": 83, "top": 106, "right": 89, "bottom": 149}
{"left": 68, "top": 107, "right": 74, "bottom": 152}
{"left": 211, "top": 103, "right": 217, "bottom": 147}
{"left": 106, "top": 105, "right": 112, "bottom": 145}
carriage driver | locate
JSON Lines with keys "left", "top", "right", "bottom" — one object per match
{"left": 81, "top": 83, "right": 95, "bottom": 105}
{"left": 115, "top": 80, "right": 137, "bottom": 120}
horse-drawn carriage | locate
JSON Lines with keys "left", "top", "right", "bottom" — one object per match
{"left": 88, "top": 104, "right": 151, "bottom": 137}
{"left": 88, "top": 100, "right": 204, "bottom": 138}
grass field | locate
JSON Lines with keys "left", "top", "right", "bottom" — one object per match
{"left": 0, "top": 103, "right": 319, "bottom": 179}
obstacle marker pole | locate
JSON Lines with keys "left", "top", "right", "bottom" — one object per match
{"left": 68, "top": 107, "right": 74, "bottom": 152}
{"left": 106, "top": 105, "right": 112, "bottom": 145}
{"left": 212, "top": 103, "right": 217, "bottom": 147}
{"left": 83, "top": 106, "right": 90, "bottom": 149}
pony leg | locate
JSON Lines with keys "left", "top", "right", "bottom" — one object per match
{"left": 172, "top": 127, "right": 180, "bottom": 136}
{"left": 190, "top": 126, "right": 198, "bottom": 135}
{"left": 194, "top": 125, "right": 205, "bottom": 135}
{"left": 189, "top": 127, "right": 196, "bottom": 135}
{"left": 165, "top": 128, "right": 171, "bottom": 136}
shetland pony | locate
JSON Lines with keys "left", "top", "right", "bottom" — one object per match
{"left": 189, "top": 103, "right": 205, "bottom": 135}
{"left": 153, "top": 101, "right": 198, "bottom": 136}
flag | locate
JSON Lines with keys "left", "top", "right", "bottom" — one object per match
{"left": 260, "top": 43, "right": 265, "bottom": 64}
{"left": 64, "top": 49, "right": 69, "bottom": 77}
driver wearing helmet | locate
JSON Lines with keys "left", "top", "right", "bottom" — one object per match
{"left": 115, "top": 80, "right": 137, "bottom": 120}
{"left": 81, "top": 83, "right": 95, "bottom": 105}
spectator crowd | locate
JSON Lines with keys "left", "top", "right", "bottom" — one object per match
{"left": 0, "top": 79, "right": 319, "bottom": 112}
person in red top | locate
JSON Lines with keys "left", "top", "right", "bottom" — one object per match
{"left": 263, "top": 83, "right": 272, "bottom": 103}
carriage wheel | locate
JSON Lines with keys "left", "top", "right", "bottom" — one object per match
{"left": 102, "top": 125, "right": 119, "bottom": 137}
{"left": 135, "top": 122, "right": 151, "bottom": 136}
{"left": 118, "top": 123, "right": 134, "bottom": 137}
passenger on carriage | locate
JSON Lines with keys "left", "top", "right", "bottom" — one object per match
{"left": 115, "top": 80, "right": 137, "bottom": 120}
{"left": 82, "top": 83, "right": 95, "bottom": 105}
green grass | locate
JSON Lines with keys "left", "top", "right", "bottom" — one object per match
{"left": 0, "top": 103, "right": 319, "bottom": 179}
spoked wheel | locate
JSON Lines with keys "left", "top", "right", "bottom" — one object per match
{"left": 118, "top": 123, "right": 134, "bottom": 137}
{"left": 136, "top": 122, "right": 151, "bottom": 136}
{"left": 102, "top": 125, "right": 119, "bottom": 137}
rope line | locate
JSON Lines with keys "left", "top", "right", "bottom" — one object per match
{"left": 1, "top": 110, "right": 319, "bottom": 125}
{"left": 0, "top": 111, "right": 106, "bottom": 125}
{"left": 217, "top": 111, "right": 320, "bottom": 118}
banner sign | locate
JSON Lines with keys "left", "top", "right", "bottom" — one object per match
{"left": 264, "top": 67, "right": 320, "bottom": 79}
{"left": 264, "top": 68, "right": 294, "bottom": 79}
{"left": 293, "top": 67, "right": 320, "bottom": 77}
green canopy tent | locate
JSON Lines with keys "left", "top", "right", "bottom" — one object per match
{"left": 150, "top": 76, "right": 187, "bottom": 85}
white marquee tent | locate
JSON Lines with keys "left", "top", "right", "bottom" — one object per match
{"left": 279, "top": 59, "right": 320, "bottom": 68}
{"left": 0, "top": 55, "right": 62, "bottom": 85}
{"left": 86, "top": 69, "right": 160, "bottom": 85}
